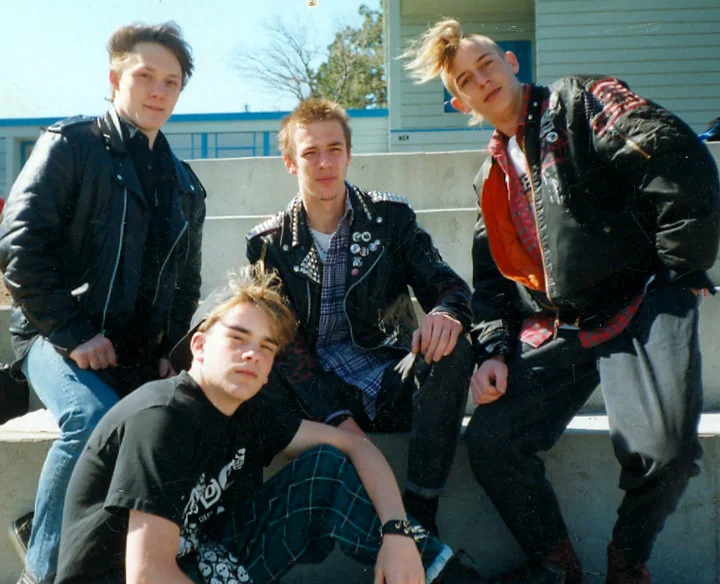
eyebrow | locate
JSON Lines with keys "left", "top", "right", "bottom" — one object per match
{"left": 220, "top": 322, "right": 279, "bottom": 348}
{"left": 454, "top": 52, "right": 494, "bottom": 86}
{"left": 136, "top": 65, "right": 181, "bottom": 79}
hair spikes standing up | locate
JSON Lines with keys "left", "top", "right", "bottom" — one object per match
{"left": 400, "top": 19, "right": 464, "bottom": 85}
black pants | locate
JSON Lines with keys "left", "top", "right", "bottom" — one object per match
{"left": 465, "top": 286, "right": 703, "bottom": 564}
{"left": 267, "top": 338, "right": 473, "bottom": 498}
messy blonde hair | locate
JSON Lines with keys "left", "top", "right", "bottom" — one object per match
{"left": 401, "top": 19, "right": 503, "bottom": 125}
{"left": 278, "top": 98, "right": 352, "bottom": 161}
{"left": 199, "top": 267, "right": 296, "bottom": 353}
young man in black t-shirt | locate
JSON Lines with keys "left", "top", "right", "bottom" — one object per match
{"left": 56, "top": 271, "right": 486, "bottom": 584}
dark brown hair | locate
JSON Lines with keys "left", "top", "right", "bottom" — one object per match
{"left": 107, "top": 21, "right": 194, "bottom": 94}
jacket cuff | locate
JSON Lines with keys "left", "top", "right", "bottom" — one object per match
{"left": 47, "top": 321, "right": 96, "bottom": 357}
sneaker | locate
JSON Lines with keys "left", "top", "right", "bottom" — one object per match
{"left": 435, "top": 550, "right": 488, "bottom": 583}
{"left": 491, "top": 539, "right": 581, "bottom": 584}
{"left": 606, "top": 543, "right": 651, "bottom": 584}
{"left": 8, "top": 511, "right": 33, "bottom": 561}
{"left": 16, "top": 568, "right": 39, "bottom": 584}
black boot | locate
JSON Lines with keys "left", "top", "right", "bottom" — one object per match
{"left": 402, "top": 490, "right": 439, "bottom": 536}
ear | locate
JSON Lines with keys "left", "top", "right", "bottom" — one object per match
{"left": 189, "top": 331, "right": 206, "bottom": 363}
{"left": 109, "top": 69, "right": 121, "bottom": 93}
{"left": 283, "top": 154, "right": 298, "bottom": 175}
{"left": 450, "top": 96, "right": 470, "bottom": 114}
{"left": 504, "top": 51, "right": 520, "bottom": 75}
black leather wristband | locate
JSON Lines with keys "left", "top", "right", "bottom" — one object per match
{"left": 380, "top": 519, "right": 414, "bottom": 539}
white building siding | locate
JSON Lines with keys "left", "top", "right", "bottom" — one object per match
{"left": 388, "top": 0, "right": 534, "bottom": 152}
{"left": 0, "top": 138, "right": 6, "bottom": 199}
{"left": 535, "top": 0, "right": 720, "bottom": 131}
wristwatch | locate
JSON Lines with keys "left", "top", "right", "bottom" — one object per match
{"left": 380, "top": 519, "right": 415, "bottom": 539}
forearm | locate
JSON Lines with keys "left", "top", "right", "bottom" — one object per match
{"left": 344, "top": 436, "right": 407, "bottom": 523}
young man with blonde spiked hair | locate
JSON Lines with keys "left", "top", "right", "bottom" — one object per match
{"left": 403, "top": 18, "right": 720, "bottom": 584}
{"left": 0, "top": 21, "right": 205, "bottom": 584}
{"left": 246, "top": 98, "right": 474, "bottom": 538}
{"left": 55, "top": 269, "right": 485, "bottom": 584}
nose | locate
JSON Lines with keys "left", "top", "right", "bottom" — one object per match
{"left": 317, "top": 150, "right": 331, "bottom": 167}
{"left": 241, "top": 343, "right": 262, "bottom": 362}
{"left": 472, "top": 69, "right": 490, "bottom": 88}
{"left": 149, "top": 80, "right": 167, "bottom": 98}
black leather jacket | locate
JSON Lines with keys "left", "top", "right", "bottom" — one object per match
{"left": 471, "top": 76, "right": 720, "bottom": 362}
{"left": 0, "top": 110, "right": 206, "bottom": 363}
{"left": 246, "top": 183, "right": 472, "bottom": 366}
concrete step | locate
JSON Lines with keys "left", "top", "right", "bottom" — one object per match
{"left": 0, "top": 411, "right": 718, "bottom": 584}
{"left": 189, "top": 151, "right": 484, "bottom": 217}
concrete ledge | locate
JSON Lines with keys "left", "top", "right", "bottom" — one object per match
{"left": 1, "top": 412, "right": 718, "bottom": 584}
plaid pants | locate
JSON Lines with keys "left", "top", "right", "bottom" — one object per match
{"left": 181, "top": 445, "right": 450, "bottom": 583}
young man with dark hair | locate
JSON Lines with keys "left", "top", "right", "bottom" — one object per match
{"left": 247, "top": 98, "right": 475, "bottom": 537}
{"left": 55, "top": 271, "right": 484, "bottom": 584}
{"left": 403, "top": 18, "right": 720, "bottom": 584}
{"left": 0, "top": 21, "right": 205, "bottom": 584}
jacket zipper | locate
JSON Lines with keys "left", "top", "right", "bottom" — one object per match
{"left": 151, "top": 220, "right": 188, "bottom": 306}
{"left": 101, "top": 188, "right": 128, "bottom": 334}
{"left": 525, "top": 156, "right": 563, "bottom": 337}
{"left": 305, "top": 281, "right": 312, "bottom": 326}
{"left": 343, "top": 248, "right": 394, "bottom": 351}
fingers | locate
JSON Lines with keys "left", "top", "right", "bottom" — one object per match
{"left": 69, "top": 335, "right": 116, "bottom": 370}
{"left": 416, "top": 314, "right": 463, "bottom": 363}
{"left": 469, "top": 362, "right": 507, "bottom": 405}
{"left": 411, "top": 328, "right": 421, "bottom": 355}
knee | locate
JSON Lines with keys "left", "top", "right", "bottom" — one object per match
{"left": 293, "top": 445, "right": 352, "bottom": 480}
{"left": 464, "top": 410, "right": 509, "bottom": 467}
{"left": 56, "top": 399, "right": 112, "bottom": 442}
{"left": 432, "top": 336, "right": 473, "bottom": 379}
{"left": 618, "top": 439, "right": 700, "bottom": 490}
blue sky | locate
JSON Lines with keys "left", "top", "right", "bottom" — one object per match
{"left": 0, "top": 0, "right": 380, "bottom": 119}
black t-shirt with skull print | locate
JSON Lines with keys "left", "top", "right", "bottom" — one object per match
{"left": 56, "top": 371, "right": 301, "bottom": 583}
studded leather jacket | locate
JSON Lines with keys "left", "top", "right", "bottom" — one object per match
{"left": 246, "top": 183, "right": 472, "bottom": 364}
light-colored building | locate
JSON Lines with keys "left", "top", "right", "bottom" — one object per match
{"left": 384, "top": 0, "right": 720, "bottom": 152}
{"left": 0, "top": 109, "right": 388, "bottom": 200}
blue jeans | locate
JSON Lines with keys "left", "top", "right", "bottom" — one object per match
{"left": 22, "top": 338, "right": 119, "bottom": 584}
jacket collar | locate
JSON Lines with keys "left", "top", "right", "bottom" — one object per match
{"left": 99, "top": 110, "right": 197, "bottom": 199}
{"left": 279, "top": 182, "right": 386, "bottom": 285}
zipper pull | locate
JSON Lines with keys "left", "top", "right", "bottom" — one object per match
{"left": 553, "top": 312, "right": 560, "bottom": 340}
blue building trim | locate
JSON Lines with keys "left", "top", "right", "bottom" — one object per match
{"left": 0, "top": 108, "right": 388, "bottom": 127}
{"left": 390, "top": 127, "right": 491, "bottom": 133}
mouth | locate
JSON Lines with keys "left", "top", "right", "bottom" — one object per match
{"left": 484, "top": 87, "right": 501, "bottom": 103}
{"left": 144, "top": 105, "right": 165, "bottom": 113}
{"left": 234, "top": 369, "right": 258, "bottom": 379}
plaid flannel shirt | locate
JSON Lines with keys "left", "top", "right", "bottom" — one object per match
{"left": 315, "top": 196, "right": 394, "bottom": 421}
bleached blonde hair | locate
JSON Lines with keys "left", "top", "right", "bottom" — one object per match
{"left": 400, "top": 19, "right": 503, "bottom": 125}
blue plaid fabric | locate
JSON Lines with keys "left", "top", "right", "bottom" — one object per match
{"left": 315, "top": 198, "right": 394, "bottom": 420}
{"left": 179, "top": 445, "right": 451, "bottom": 583}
